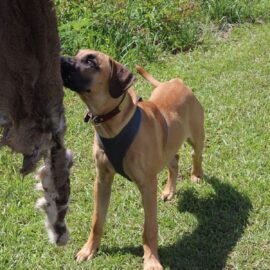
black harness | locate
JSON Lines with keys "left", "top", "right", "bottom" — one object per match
{"left": 97, "top": 106, "right": 141, "bottom": 181}
{"left": 85, "top": 96, "right": 143, "bottom": 181}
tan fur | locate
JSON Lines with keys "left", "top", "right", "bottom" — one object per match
{"left": 135, "top": 65, "right": 161, "bottom": 87}
{"left": 69, "top": 50, "right": 204, "bottom": 270}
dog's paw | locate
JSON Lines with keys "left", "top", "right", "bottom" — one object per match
{"left": 161, "top": 190, "right": 175, "bottom": 201}
{"left": 75, "top": 245, "right": 97, "bottom": 262}
{"left": 144, "top": 257, "right": 163, "bottom": 270}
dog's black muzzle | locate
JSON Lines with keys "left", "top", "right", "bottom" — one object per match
{"left": 60, "top": 56, "right": 91, "bottom": 93}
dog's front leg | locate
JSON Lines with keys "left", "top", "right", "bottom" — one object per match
{"left": 137, "top": 178, "right": 164, "bottom": 270}
{"left": 76, "top": 160, "right": 114, "bottom": 262}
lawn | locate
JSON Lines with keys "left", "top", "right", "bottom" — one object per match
{"left": 0, "top": 23, "right": 269, "bottom": 269}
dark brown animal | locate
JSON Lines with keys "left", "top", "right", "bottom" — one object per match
{"left": 0, "top": 0, "right": 72, "bottom": 245}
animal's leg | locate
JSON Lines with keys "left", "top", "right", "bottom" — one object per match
{"left": 76, "top": 151, "right": 114, "bottom": 262}
{"left": 188, "top": 128, "right": 204, "bottom": 183}
{"left": 137, "top": 177, "right": 163, "bottom": 270}
{"left": 161, "top": 154, "right": 179, "bottom": 201}
{"left": 36, "top": 112, "right": 72, "bottom": 246}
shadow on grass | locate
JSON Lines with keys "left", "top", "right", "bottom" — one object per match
{"left": 160, "top": 176, "right": 252, "bottom": 269}
{"left": 102, "top": 176, "right": 252, "bottom": 270}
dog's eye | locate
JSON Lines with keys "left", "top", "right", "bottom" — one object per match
{"left": 86, "top": 59, "right": 94, "bottom": 65}
{"left": 85, "top": 54, "right": 96, "bottom": 64}
{"left": 85, "top": 57, "right": 99, "bottom": 70}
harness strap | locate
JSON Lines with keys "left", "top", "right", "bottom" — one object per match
{"left": 97, "top": 106, "right": 142, "bottom": 181}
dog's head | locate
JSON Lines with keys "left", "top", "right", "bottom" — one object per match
{"left": 61, "top": 50, "right": 136, "bottom": 101}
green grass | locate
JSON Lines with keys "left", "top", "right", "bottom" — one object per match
{"left": 56, "top": 0, "right": 270, "bottom": 63}
{"left": 1, "top": 23, "right": 270, "bottom": 269}
{"left": 57, "top": 0, "right": 201, "bottom": 63}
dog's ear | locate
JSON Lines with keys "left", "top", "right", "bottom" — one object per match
{"left": 109, "top": 59, "right": 136, "bottom": 98}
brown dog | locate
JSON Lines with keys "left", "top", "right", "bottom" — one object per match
{"left": 0, "top": 0, "right": 72, "bottom": 245}
{"left": 61, "top": 50, "right": 204, "bottom": 269}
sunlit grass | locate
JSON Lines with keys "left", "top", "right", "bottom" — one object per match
{"left": 0, "top": 23, "right": 269, "bottom": 269}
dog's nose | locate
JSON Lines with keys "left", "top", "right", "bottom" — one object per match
{"left": 60, "top": 56, "right": 74, "bottom": 86}
{"left": 60, "top": 55, "right": 91, "bottom": 92}
{"left": 60, "top": 56, "right": 73, "bottom": 68}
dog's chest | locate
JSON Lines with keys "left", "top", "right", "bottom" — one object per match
{"left": 97, "top": 107, "right": 141, "bottom": 181}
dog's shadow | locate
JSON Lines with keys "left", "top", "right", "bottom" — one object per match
{"left": 102, "top": 176, "right": 252, "bottom": 270}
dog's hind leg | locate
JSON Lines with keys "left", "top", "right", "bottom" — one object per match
{"left": 161, "top": 154, "right": 179, "bottom": 201}
{"left": 187, "top": 101, "right": 204, "bottom": 183}
{"left": 188, "top": 128, "right": 204, "bottom": 183}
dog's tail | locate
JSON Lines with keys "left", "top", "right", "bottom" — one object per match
{"left": 135, "top": 65, "right": 161, "bottom": 87}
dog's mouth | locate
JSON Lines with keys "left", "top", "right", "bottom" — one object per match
{"left": 61, "top": 56, "right": 91, "bottom": 93}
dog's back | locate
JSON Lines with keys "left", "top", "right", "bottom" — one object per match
{"left": 136, "top": 65, "right": 200, "bottom": 117}
{"left": 136, "top": 65, "right": 204, "bottom": 156}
